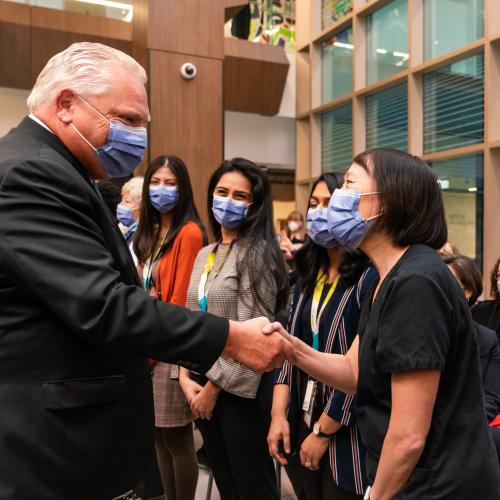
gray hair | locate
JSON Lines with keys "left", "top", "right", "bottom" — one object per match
{"left": 27, "top": 42, "right": 147, "bottom": 112}
{"left": 122, "top": 176, "right": 144, "bottom": 206}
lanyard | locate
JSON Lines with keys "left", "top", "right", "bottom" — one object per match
{"left": 198, "top": 240, "right": 236, "bottom": 312}
{"left": 310, "top": 272, "right": 339, "bottom": 351}
{"left": 142, "top": 232, "right": 168, "bottom": 290}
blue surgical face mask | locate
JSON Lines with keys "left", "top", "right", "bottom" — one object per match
{"left": 307, "top": 206, "right": 338, "bottom": 249}
{"left": 212, "top": 195, "right": 249, "bottom": 229}
{"left": 497, "top": 280, "right": 500, "bottom": 295}
{"left": 116, "top": 204, "right": 136, "bottom": 227}
{"left": 327, "top": 188, "right": 381, "bottom": 249}
{"left": 149, "top": 186, "right": 179, "bottom": 214}
{"left": 71, "top": 97, "right": 148, "bottom": 178}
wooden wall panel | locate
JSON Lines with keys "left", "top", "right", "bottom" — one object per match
{"left": 148, "top": 50, "right": 223, "bottom": 226}
{"left": 0, "top": 0, "right": 31, "bottom": 25}
{"left": 145, "top": 0, "right": 225, "bottom": 60}
{"left": 31, "top": 6, "right": 131, "bottom": 40}
{"left": 223, "top": 38, "right": 289, "bottom": 116}
{"left": 31, "top": 28, "right": 131, "bottom": 86}
{"left": 0, "top": 22, "right": 31, "bottom": 89}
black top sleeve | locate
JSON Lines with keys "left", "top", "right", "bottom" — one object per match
{"left": 376, "top": 273, "right": 452, "bottom": 373}
{"left": 0, "top": 159, "right": 228, "bottom": 373}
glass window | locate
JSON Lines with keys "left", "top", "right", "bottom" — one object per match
{"left": 322, "top": 104, "right": 353, "bottom": 172}
{"left": 322, "top": 27, "right": 353, "bottom": 103}
{"left": 366, "top": 0, "right": 408, "bottom": 85}
{"left": 322, "top": 0, "right": 353, "bottom": 29}
{"left": 423, "top": 53, "right": 484, "bottom": 153}
{"left": 424, "top": 0, "right": 484, "bottom": 60}
{"left": 366, "top": 83, "right": 408, "bottom": 151}
{"left": 431, "top": 154, "right": 483, "bottom": 265}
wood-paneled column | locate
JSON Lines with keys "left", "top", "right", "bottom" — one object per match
{"left": 133, "top": 0, "right": 228, "bottom": 226}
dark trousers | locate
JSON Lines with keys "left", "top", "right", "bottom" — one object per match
{"left": 195, "top": 381, "right": 278, "bottom": 500}
{"left": 299, "top": 455, "right": 363, "bottom": 500}
{"left": 154, "top": 424, "right": 198, "bottom": 500}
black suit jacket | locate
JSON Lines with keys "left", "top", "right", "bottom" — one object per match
{"left": 0, "top": 118, "right": 228, "bottom": 499}
{"left": 475, "top": 322, "right": 500, "bottom": 422}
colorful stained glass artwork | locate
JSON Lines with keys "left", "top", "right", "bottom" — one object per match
{"left": 322, "top": 0, "right": 353, "bottom": 29}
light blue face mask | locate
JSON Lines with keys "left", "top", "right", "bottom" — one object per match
{"left": 116, "top": 204, "right": 136, "bottom": 227}
{"left": 212, "top": 195, "right": 249, "bottom": 229}
{"left": 71, "top": 97, "right": 148, "bottom": 178}
{"left": 327, "top": 188, "right": 381, "bottom": 249}
{"left": 149, "top": 186, "right": 179, "bottom": 214}
{"left": 307, "top": 205, "right": 339, "bottom": 249}
{"left": 497, "top": 280, "right": 500, "bottom": 296}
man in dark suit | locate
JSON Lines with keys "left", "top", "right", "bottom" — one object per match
{"left": 0, "top": 42, "right": 286, "bottom": 499}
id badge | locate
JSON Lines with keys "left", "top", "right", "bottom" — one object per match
{"left": 302, "top": 379, "right": 317, "bottom": 428}
{"left": 170, "top": 365, "right": 180, "bottom": 380}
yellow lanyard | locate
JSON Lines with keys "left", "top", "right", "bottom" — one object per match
{"left": 198, "top": 240, "right": 235, "bottom": 312}
{"left": 310, "top": 272, "right": 339, "bottom": 351}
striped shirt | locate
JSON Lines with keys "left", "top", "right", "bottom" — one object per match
{"left": 275, "top": 266, "right": 378, "bottom": 495}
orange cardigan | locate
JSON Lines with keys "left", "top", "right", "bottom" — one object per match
{"left": 154, "top": 221, "right": 204, "bottom": 306}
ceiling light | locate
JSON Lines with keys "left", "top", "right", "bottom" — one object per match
{"left": 439, "top": 179, "right": 450, "bottom": 190}
{"left": 333, "top": 42, "right": 354, "bottom": 50}
{"left": 468, "top": 187, "right": 478, "bottom": 192}
{"left": 393, "top": 51, "right": 409, "bottom": 59}
{"left": 376, "top": 48, "right": 388, "bottom": 54}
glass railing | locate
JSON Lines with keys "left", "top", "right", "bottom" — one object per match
{"left": 225, "top": 0, "right": 296, "bottom": 51}
{"left": 5, "top": 0, "right": 133, "bottom": 22}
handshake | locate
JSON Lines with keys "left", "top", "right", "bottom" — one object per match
{"left": 224, "top": 317, "right": 297, "bottom": 373}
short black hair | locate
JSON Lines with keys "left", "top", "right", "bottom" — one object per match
{"left": 353, "top": 148, "right": 447, "bottom": 249}
{"left": 442, "top": 254, "right": 483, "bottom": 306}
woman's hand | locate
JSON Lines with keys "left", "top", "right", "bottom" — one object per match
{"left": 267, "top": 415, "right": 291, "bottom": 465}
{"left": 179, "top": 374, "right": 203, "bottom": 406}
{"left": 263, "top": 322, "right": 299, "bottom": 364}
{"left": 190, "top": 381, "right": 220, "bottom": 420}
{"left": 300, "top": 432, "right": 330, "bottom": 471}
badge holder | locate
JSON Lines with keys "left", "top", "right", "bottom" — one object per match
{"left": 302, "top": 378, "right": 317, "bottom": 428}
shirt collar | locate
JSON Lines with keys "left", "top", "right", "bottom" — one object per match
{"left": 29, "top": 113, "right": 54, "bottom": 134}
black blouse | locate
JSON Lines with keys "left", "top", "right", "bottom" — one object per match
{"left": 356, "top": 245, "right": 500, "bottom": 499}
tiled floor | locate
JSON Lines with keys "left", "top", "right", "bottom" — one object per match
{"left": 195, "top": 466, "right": 298, "bottom": 500}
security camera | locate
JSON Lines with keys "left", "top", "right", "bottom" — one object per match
{"left": 180, "top": 63, "right": 197, "bottom": 80}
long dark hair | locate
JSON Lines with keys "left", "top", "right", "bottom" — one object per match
{"left": 295, "top": 173, "right": 370, "bottom": 295}
{"left": 490, "top": 257, "right": 500, "bottom": 300}
{"left": 207, "top": 158, "right": 288, "bottom": 313}
{"left": 134, "top": 155, "right": 207, "bottom": 264}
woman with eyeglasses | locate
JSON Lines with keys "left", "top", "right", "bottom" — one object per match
{"left": 179, "top": 157, "right": 288, "bottom": 500}
{"left": 265, "top": 149, "right": 500, "bottom": 499}
{"left": 268, "top": 173, "right": 377, "bottom": 500}
{"left": 134, "top": 155, "right": 206, "bottom": 500}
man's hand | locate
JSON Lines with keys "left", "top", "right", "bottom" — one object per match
{"left": 190, "top": 381, "right": 220, "bottom": 420}
{"left": 267, "top": 415, "right": 291, "bottom": 465}
{"left": 300, "top": 432, "right": 330, "bottom": 470}
{"left": 224, "top": 317, "right": 288, "bottom": 373}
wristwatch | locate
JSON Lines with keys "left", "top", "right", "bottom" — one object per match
{"left": 312, "top": 421, "right": 335, "bottom": 439}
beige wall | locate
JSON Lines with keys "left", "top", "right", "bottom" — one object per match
{"left": 0, "top": 87, "right": 29, "bottom": 137}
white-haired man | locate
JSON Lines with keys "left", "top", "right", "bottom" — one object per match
{"left": 0, "top": 42, "right": 286, "bottom": 499}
